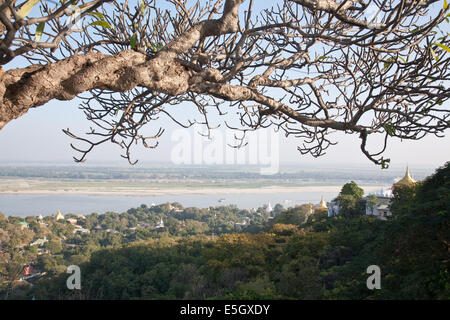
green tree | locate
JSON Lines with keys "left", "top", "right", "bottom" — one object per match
{"left": 379, "top": 161, "right": 450, "bottom": 299}
{"left": 273, "top": 205, "right": 310, "bottom": 226}
{"left": 340, "top": 181, "right": 364, "bottom": 200}
{"left": 45, "top": 240, "right": 63, "bottom": 254}
{"left": 336, "top": 181, "right": 365, "bottom": 217}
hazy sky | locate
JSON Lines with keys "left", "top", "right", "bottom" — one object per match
{"left": 0, "top": 97, "right": 449, "bottom": 170}
{"left": 0, "top": 1, "right": 448, "bottom": 171}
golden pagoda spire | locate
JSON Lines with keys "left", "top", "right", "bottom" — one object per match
{"left": 396, "top": 166, "right": 416, "bottom": 186}
{"left": 392, "top": 166, "right": 416, "bottom": 193}
{"left": 319, "top": 196, "right": 327, "bottom": 209}
{"left": 405, "top": 166, "right": 415, "bottom": 182}
{"left": 55, "top": 209, "right": 64, "bottom": 221}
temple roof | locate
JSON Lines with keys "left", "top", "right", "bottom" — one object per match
{"left": 394, "top": 166, "right": 416, "bottom": 186}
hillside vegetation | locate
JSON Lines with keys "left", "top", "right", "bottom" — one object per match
{"left": 1, "top": 162, "right": 449, "bottom": 300}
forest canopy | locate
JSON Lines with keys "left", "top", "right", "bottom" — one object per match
{"left": 2, "top": 161, "right": 449, "bottom": 299}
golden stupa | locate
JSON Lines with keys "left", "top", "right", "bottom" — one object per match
{"left": 319, "top": 196, "right": 327, "bottom": 208}
{"left": 55, "top": 209, "right": 64, "bottom": 221}
{"left": 316, "top": 196, "right": 327, "bottom": 209}
{"left": 392, "top": 166, "right": 416, "bottom": 192}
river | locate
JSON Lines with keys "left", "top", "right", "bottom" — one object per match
{"left": 0, "top": 185, "right": 388, "bottom": 217}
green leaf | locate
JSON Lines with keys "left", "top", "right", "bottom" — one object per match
{"left": 140, "top": 0, "right": 145, "bottom": 14}
{"left": 87, "top": 11, "right": 106, "bottom": 20}
{"left": 433, "top": 42, "right": 450, "bottom": 53}
{"left": 383, "top": 57, "right": 396, "bottom": 70}
{"left": 444, "top": 0, "right": 448, "bottom": 10}
{"left": 89, "top": 20, "right": 112, "bottom": 29}
{"left": 381, "top": 159, "right": 390, "bottom": 170}
{"left": 130, "top": 34, "right": 138, "bottom": 49}
{"left": 383, "top": 122, "right": 396, "bottom": 136}
{"left": 17, "top": 0, "right": 40, "bottom": 20}
{"left": 35, "top": 22, "right": 44, "bottom": 42}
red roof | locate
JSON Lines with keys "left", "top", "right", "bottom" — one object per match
{"left": 23, "top": 265, "right": 35, "bottom": 276}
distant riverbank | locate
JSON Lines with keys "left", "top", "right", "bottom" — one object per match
{"left": 0, "top": 185, "right": 386, "bottom": 217}
{"left": 0, "top": 178, "right": 384, "bottom": 196}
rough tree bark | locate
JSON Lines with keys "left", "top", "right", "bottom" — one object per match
{"left": 0, "top": 0, "right": 244, "bottom": 129}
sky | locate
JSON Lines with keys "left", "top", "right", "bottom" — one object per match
{"left": 0, "top": 98, "right": 449, "bottom": 170}
{"left": 0, "top": 0, "right": 449, "bottom": 171}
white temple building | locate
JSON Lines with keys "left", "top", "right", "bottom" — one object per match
{"left": 155, "top": 218, "right": 165, "bottom": 229}
{"left": 327, "top": 167, "right": 416, "bottom": 220}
